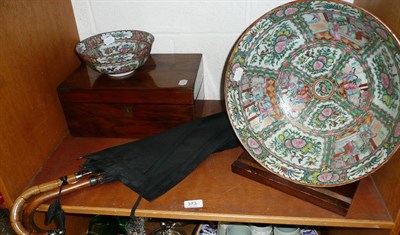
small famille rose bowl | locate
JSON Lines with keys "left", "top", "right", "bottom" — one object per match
{"left": 224, "top": 0, "right": 400, "bottom": 186}
{"left": 76, "top": 30, "right": 154, "bottom": 78}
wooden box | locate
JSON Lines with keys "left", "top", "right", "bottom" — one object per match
{"left": 57, "top": 54, "right": 204, "bottom": 138}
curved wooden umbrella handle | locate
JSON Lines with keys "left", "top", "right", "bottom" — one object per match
{"left": 10, "top": 172, "right": 100, "bottom": 235}
{"left": 24, "top": 176, "right": 103, "bottom": 234}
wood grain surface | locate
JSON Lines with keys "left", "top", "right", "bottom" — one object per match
{"left": 58, "top": 54, "right": 203, "bottom": 137}
{"left": 29, "top": 101, "right": 394, "bottom": 230}
{"left": 0, "top": 0, "right": 81, "bottom": 206}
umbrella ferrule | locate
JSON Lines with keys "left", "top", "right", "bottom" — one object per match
{"left": 75, "top": 170, "right": 92, "bottom": 181}
{"left": 88, "top": 175, "right": 104, "bottom": 186}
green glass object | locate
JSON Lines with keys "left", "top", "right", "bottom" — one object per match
{"left": 88, "top": 215, "right": 127, "bottom": 235}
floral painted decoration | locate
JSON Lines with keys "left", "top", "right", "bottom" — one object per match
{"left": 76, "top": 30, "right": 154, "bottom": 76}
{"left": 225, "top": 0, "right": 400, "bottom": 186}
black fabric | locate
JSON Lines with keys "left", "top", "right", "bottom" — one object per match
{"left": 82, "top": 112, "right": 240, "bottom": 201}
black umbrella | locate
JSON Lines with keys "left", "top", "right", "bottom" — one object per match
{"left": 81, "top": 111, "right": 240, "bottom": 217}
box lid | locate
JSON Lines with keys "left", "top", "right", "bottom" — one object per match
{"left": 58, "top": 54, "right": 203, "bottom": 105}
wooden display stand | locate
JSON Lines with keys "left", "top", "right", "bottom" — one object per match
{"left": 232, "top": 151, "right": 359, "bottom": 216}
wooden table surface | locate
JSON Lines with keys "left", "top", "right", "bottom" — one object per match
{"left": 30, "top": 101, "right": 394, "bottom": 229}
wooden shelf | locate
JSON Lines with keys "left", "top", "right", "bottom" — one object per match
{"left": 30, "top": 114, "right": 395, "bottom": 230}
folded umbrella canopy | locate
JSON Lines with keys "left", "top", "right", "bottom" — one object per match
{"left": 82, "top": 111, "right": 240, "bottom": 216}
{"left": 12, "top": 112, "right": 239, "bottom": 234}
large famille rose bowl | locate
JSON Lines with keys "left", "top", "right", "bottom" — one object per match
{"left": 76, "top": 30, "right": 154, "bottom": 77}
{"left": 225, "top": 0, "right": 400, "bottom": 186}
